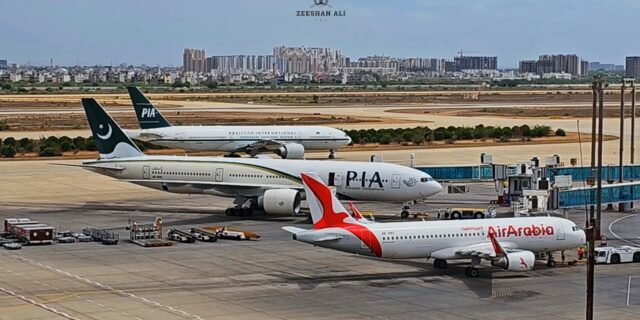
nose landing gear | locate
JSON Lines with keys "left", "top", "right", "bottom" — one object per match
{"left": 329, "top": 149, "right": 336, "bottom": 159}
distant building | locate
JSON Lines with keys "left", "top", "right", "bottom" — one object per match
{"left": 589, "top": 61, "right": 624, "bottom": 71}
{"left": 453, "top": 56, "right": 497, "bottom": 71}
{"left": 0, "top": 60, "right": 6, "bottom": 68}
{"left": 183, "top": 48, "right": 206, "bottom": 73}
{"left": 519, "top": 60, "right": 538, "bottom": 73}
{"left": 626, "top": 57, "right": 640, "bottom": 79}
{"left": 518, "top": 54, "right": 588, "bottom": 77}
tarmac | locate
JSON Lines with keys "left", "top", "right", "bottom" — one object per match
{"left": 1, "top": 162, "right": 639, "bottom": 320}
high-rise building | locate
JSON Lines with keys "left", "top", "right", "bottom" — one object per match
{"left": 626, "top": 57, "right": 640, "bottom": 79}
{"left": 272, "top": 46, "right": 346, "bottom": 74}
{"left": 0, "top": 60, "right": 7, "bottom": 68}
{"left": 519, "top": 54, "right": 588, "bottom": 77}
{"left": 453, "top": 56, "right": 497, "bottom": 71}
{"left": 183, "top": 48, "right": 206, "bottom": 73}
{"left": 519, "top": 60, "right": 538, "bottom": 73}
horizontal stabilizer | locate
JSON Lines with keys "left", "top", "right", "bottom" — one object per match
{"left": 52, "top": 163, "right": 126, "bottom": 171}
{"left": 281, "top": 226, "right": 306, "bottom": 235}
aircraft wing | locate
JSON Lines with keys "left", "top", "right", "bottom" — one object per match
{"left": 236, "top": 139, "right": 285, "bottom": 155}
{"left": 52, "top": 163, "right": 127, "bottom": 171}
{"left": 430, "top": 241, "right": 520, "bottom": 260}
{"left": 123, "top": 179, "right": 303, "bottom": 190}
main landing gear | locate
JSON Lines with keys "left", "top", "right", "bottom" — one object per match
{"left": 465, "top": 256, "right": 481, "bottom": 278}
{"left": 433, "top": 259, "right": 448, "bottom": 269}
{"left": 226, "top": 198, "right": 258, "bottom": 217}
{"left": 225, "top": 207, "right": 254, "bottom": 217}
{"left": 400, "top": 205, "right": 411, "bottom": 219}
{"left": 433, "top": 258, "right": 480, "bottom": 278}
{"left": 329, "top": 149, "right": 336, "bottom": 159}
{"left": 546, "top": 252, "right": 556, "bottom": 267}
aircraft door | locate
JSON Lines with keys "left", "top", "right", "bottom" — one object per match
{"left": 143, "top": 166, "right": 150, "bottom": 179}
{"left": 215, "top": 168, "right": 224, "bottom": 182}
{"left": 334, "top": 173, "right": 342, "bottom": 187}
{"left": 392, "top": 174, "right": 401, "bottom": 189}
{"left": 556, "top": 223, "right": 565, "bottom": 240}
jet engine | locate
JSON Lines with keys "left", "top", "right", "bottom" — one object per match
{"left": 258, "top": 189, "right": 301, "bottom": 215}
{"left": 491, "top": 251, "right": 535, "bottom": 272}
{"left": 276, "top": 143, "right": 305, "bottom": 159}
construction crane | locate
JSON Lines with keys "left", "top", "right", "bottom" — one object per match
{"left": 457, "top": 50, "right": 480, "bottom": 58}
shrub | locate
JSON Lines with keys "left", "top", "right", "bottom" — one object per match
{"left": 555, "top": 128, "right": 566, "bottom": 136}
{"left": 1, "top": 145, "right": 16, "bottom": 157}
{"left": 0, "top": 120, "right": 8, "bottom": 131}
{"left": 39, "top": 147, "right": 62, "bottom": 157}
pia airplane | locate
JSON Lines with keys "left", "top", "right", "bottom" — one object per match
{"left": 283, "top": 173, "right": 586, "bottom": 277}
{"left": 77, "top": 98, "right": 442, "bottom": 216}
{"left": 125, "top": 87, "right": 351, "bottom": 159}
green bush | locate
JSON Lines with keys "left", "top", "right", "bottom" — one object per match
{"left": 3, "top": 137, "right": 16, "bottom": 147}
{"left": 0, "top": 120, "right": 8, "bottom": 131}
{"left": 555, "top": 128, "right": 566, "bottom": 136}
{"left": 39, "top": 147, "right": 62, "bottom": 157}
{"left": 1, "top": 145, "right": 16, "bottom": 157}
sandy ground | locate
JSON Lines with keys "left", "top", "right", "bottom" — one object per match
{"left": 0, "top": 91, "right": 637, "bottom": 165}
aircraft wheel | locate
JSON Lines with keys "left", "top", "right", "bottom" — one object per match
{"left": 225, "top": 208, "right": 234, "bottom": 216}
{"left": 547, "top": 258, "right": 556, "bottom": 267}
{"left": 400, "top": 210, "right": 409, "bottom": 219}
{"left": 465, "top": 267, "right": 479, "bottom": 278}
{"left": 434, "top": 259, "right": 447, "bottom": 269}
{"left": 329, "top": 154, "right": 335, "bottom": 159}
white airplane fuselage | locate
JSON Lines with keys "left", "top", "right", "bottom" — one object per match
{"left": 82, "top": 155, "right": 442, "bottom": 202}
{"left": 293, "top": 217, "right": 585, "bottom": 259}
{"left": 126, "top": 125, "right": 351, "bottom": 152}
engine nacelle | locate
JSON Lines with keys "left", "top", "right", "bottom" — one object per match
{"left": 277, "top": 143, "right": 305, "bottom": 159}
{"left": 257, "top": 189, "right": 301, "bottom": 215}
{"left": 491, "top": 251, "right": 535, "bottom": 272}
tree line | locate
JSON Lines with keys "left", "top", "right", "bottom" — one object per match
{"left": 0, "top": 136, "right": 160, "bottom": 158}
{"left": 0, "top": 124, "right": 562, "bottom": 158}
{"left": 344, "top": 124, "right": 560, "bottom": 145}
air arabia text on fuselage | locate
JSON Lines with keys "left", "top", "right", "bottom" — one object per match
{"left": 488, "top": 224, "right": 554, "bottom": 238}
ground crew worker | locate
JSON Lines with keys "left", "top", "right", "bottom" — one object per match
{"left": 577, "top": 246, "right": 585, "bottom": 260}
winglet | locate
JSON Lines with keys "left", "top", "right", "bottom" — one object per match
{"left": 348, "top": 201, "right": 364, "bottom": 220}
{"left": 488, "top": 232, "right": 506, "bottom": 256}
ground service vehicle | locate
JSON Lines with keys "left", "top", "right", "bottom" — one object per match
{"left": 594, "top": 246, "right": 640, "bottom": 264}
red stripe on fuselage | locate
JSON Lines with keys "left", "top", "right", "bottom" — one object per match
{"left": 302, "top": 174, "right": 382, "bottom": 257}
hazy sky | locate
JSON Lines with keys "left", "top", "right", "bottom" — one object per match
{"left": 1, "top": 0, "right": 639, "bottom": 67}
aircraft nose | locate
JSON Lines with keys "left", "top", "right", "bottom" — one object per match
{"left": 432, "top": 181, "right": 443, "bottom": 194}
{"left": 578, "top": 230, "right": 586, "bottom": 245}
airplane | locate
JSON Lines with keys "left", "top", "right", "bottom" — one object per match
{"left": 282, "top": 173, "right": 586, "bottom": 277}
{"left": 77, "top": 98, "right": 443, "bottom": 216}
{"left": 125, "top": 87, "right": 352, "bottom": 159}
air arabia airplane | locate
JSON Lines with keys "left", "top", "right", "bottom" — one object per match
{"left": 283, "top": 173, "right": 586, "bottom": 278}
{"left": 125, "top": 87, "right": 351, "bottom": 159}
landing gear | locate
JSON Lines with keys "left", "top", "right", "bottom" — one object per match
{"left": 328, "top": 149, "right": 336, "bottom": 159}
{"left": 225, "top": 207, "right": 254, "bottom": 217}
{"left": 433, "top": 259, "right": 448, "bottom": 269}
{"left": 465, "top": 267, "right": 480, "bottom": 278}
{"left": 546, "top": 252, "right": 556, "bottom": 267}
{"left": 465, "top": 256, "right": 481, "bottom": 277}
{"left": 224, "top": 152, "right": 241, "bottom": 158}
{"left": 400, "top": 205, "right": 411, "bottom": 219}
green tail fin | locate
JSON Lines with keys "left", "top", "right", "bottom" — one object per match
{"left": 81, "top": 98, "right": 143, "bottom": 159}
{"left": 126, "top": 86, "right": 172, "bottom": 129}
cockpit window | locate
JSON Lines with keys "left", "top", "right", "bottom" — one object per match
{"left": 420, "top": 177, "right": 434, "bottom": 182}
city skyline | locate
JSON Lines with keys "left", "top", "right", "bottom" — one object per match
{"left": 2, "top": 0, "right": 640, "bottom": 67}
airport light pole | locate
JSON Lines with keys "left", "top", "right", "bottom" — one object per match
{"left": 620, "top": 80, "right": 626, "bottom": 188}
{"left": 631, "top": 79, "right": 636, "bottom": 164}
{"left": 586, "top": 76, "right": 604, "bottom": 320}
